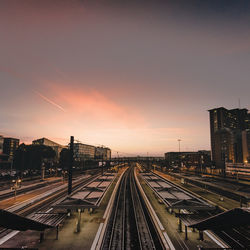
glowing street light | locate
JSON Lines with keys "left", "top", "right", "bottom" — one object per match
{"left": 178, "top": 139, "right": 181, "bottom": 153}
{"left": 178, "top": 139, "right": 182, "bottom": 169}
{"left": 11, "top": 178, "right": 22, "bottom": 200}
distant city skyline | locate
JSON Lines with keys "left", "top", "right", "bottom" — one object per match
{"left": 1, "top": 1, "right": 250, "bottom": 155}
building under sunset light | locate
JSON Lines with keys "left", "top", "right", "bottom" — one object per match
{"left": 0, "top": 136, "right": 4, "bottom": 154}
{"left": 73, "top": 143, "right": 96, "bottom": 161}
{"left": 95, "top": 147, "right": 111, "bottom": 161}
{"left": 32, "top": 137, "right": 65, "bottom": 159}
{"left": 209, "top": 107, "right": 250, "bottom": 169}
{"left": 3, "top": 137, "right": 20, "bottom": 161}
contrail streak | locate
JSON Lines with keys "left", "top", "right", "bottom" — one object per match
{"left": 34, "top": 90, "right": 66, "bottom": 112}
{"left": 0, "top": 66, "right": 66, "bottom": 113}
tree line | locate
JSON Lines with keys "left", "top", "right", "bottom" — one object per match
{"left": 12, "top": 144, "right": 100, "bottom": 172}
{"left": 13, "top": 144, "right": 56, "bottom": 171}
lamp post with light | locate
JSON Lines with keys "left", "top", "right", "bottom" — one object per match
{"left": 11, "top": 178, "right": 22, "bottom": 200}
{"left": 178, "top": 139, "right": 182, "bottom": 169}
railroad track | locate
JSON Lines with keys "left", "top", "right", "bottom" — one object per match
{"left": 151, "top": 170, "right": 250, "bottom": 249}
{"left": 213, "top": 228, "right": 250, "bottom": 249}
{"left": 101, "top": 167, "right": 164, "bottom": 250}
{"left": 0, "top": 179, "right": 62, "bottom": 201}
{"left": 0, "top": 169, "right": 102, "bottom": 201}
{"left": 209, "top": 218, "right": 250, "bottom": 249}
{"left": 0, "top": 173, "right": 99, "bottom": 241}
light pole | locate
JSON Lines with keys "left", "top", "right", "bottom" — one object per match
{"left": 68, "top": 136, "right": 74, "bottom": 195}
{"left": 41, "top": 162, "right": 45, "bottom": 181}
{"left": 12, "top": 178, "right": 22, "bottom": 200}
{"left": 10, "top": 160, "right": 13, "bottom": 177}
{"left": 101, "top": 146, "right": 104, "bottom": 176}
{"left": 178, "top": 139, "right": 181, "bottom": 169}
{"left": 62, "top": 170, "right": 67, "bottom": 183}
{"left": 147, "top": 152, "right": 149, "bottom": 171}
{"left": 117, "top": 151, "right": 119, "bottom": 168}
{"left": 178, "top": 139, "right": 181, "bottom": 153}
{"left": 200, "top": 155, "right": 204, "bottom": 175}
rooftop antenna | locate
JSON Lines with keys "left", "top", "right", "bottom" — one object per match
{"left": 238, "top": 98, "right": 241, "bottom": 109}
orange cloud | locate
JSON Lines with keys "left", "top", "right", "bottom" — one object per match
{"left": 37, "top": 83, "right": 146, "bottom": 129}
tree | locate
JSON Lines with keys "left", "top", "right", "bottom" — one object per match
{"left": 13, "top": 144, "right": 56, "bottom": 172}
{"left": 13, "top": 143, "right": 26, "bottom": 174}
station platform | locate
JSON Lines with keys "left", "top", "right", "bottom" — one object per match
{"left": 54, "top": 173, "right": 116, "bottom": 210}
{"left": 137, "top": 172, "right": 220, "bottom": 249}
{"left": 0, "top": 172, "right": 120, "bottom": 249}
{"left": 154, "top": 170, "right": 241, "bottom": 211}
{"left": 167, "top": 171, "right": 250, "bottom": 206}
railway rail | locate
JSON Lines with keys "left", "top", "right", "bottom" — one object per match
{"left": 0, "top": 178, "right": 62, "bottom": 201}
{"left": 0, "top": 173, "right": 99, "bottom": 242}
{"left": 146, "top": 170, "right": 250, "bottom": 249}
{"left": 101, "top": 167, "right": 164, "bottom": 250}
{"left": 0, "top": 168, "right": 102, "bottom": 201}
{"left": 213, "top": 227, "right": 250, "bottom": 249}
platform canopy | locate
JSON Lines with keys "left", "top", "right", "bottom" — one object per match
{"left": 178, "top": 213, "right": 210, "bottom": 227}
{"left": 0, "top": 209, "right": 54, "bottom": 231}
{"left": 141, "top": 172, "right": 215, "bottom": 212}
{"left": 188, "top": 208, "right": 250, "bottom": 231}
{"left": 54, "top": 173, "right": 116, "bottom": 210}
{"left": 169, "top": 199, "right": 215, "bottom": 211}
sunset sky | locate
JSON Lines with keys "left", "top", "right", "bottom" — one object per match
{"left": 1, "top": 1, "right": 250, "bottom": 156}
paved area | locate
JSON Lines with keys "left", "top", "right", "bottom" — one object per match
{"left": 155, "top": 170, "right": 241, "bottom": 211}
{"left": 138, "top": 173, "right": 220, "bottom": 250}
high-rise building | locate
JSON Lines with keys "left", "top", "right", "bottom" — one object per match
{"left": 165, "top": 150, "right": 211, "bottom": 167}
{"left": 209, "top": 107, "right": 249, "bottom": 168}
{"left": 242, "top": 130, "right": 250, "bottom": 163}
{"left": 213, "top": 128, "right": 235, "bottom": 168}
{"left": 0, "top": 135, "right": 4, "bottom": 154}
{"left": 73, "top": 143, "right": 96, "bottom": 161}
{"left": 32, "top": 137, "right": 65, "bottom": 159}
{"left": 3, "top": 137, "right": 20, "bottom": 161}
{"left": 95, "top": 147, "right": 111, "bottom": 160}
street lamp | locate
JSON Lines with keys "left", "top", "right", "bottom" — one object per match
{"left": 178, "top": 139, "right": 182, "bottom": 169}
{"left": 41, "top": 162, "right": 45, "bottom": 181}
{"left": 62, "top": 170, "right": 67, "bottom": 183}
{"left": 200, "top": 155, "right": 204, "bottom": 175}
{"left": 11, "top": 178, "right": 22, "bottom": 200}
{"left": 178, "top": 139, "right": 181, "bottom": 153}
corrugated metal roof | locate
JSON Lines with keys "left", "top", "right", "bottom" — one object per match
{"left": 0, "top": 209, "right": 54, "bottom": 231}
{"left": 29, "top": 212, "right": 67, "bottom": 227}
{"left": 141, "top": 172, "right": 214, "bottom": 211}
{"left": 54, "top": 173, "right": 116, "bottom": 209}
{"left": 188, "top": 208, "right": 250, "bottom": 230}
